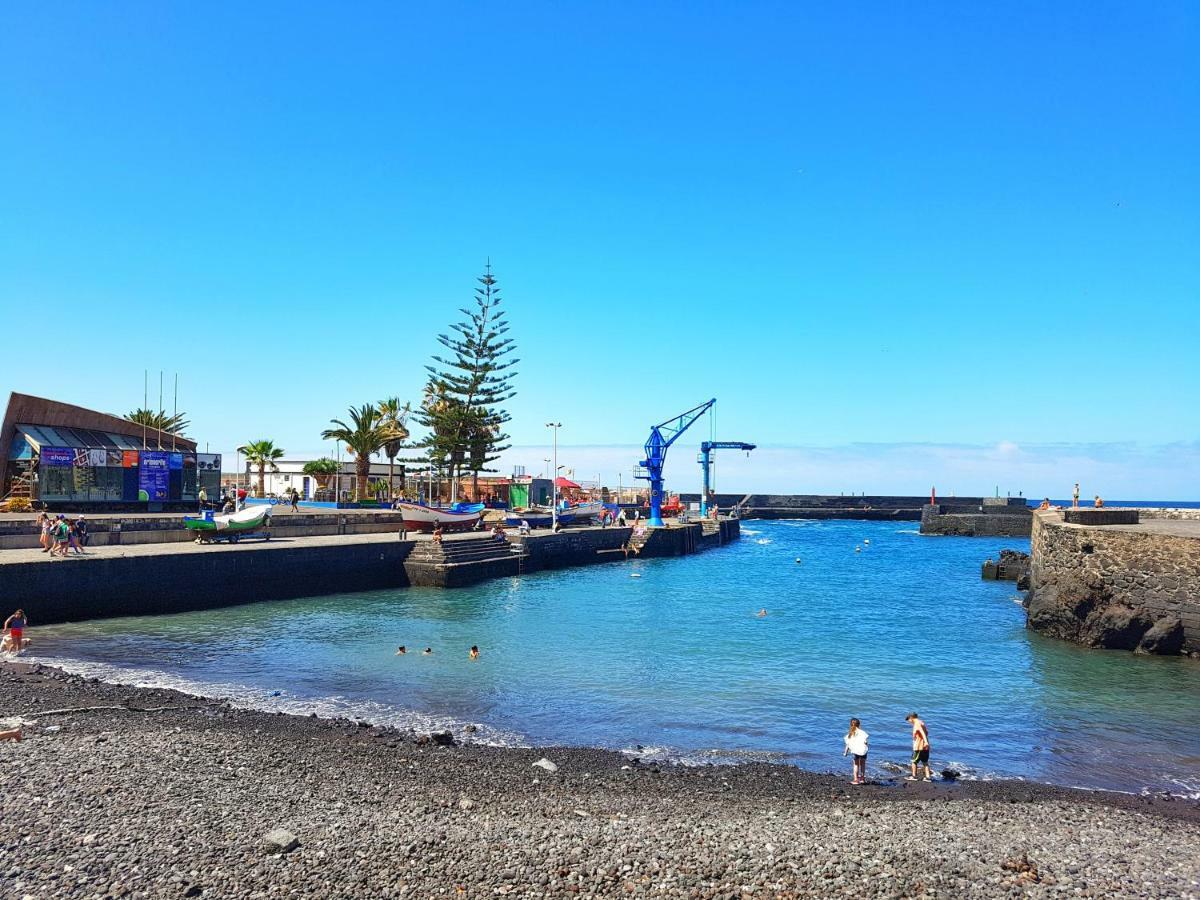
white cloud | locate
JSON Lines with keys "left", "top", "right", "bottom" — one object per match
{"left": 493, "top": 441, "right": 1200, "bottom": 501}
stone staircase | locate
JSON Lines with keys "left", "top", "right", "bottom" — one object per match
{"left": 405, "top": 535, "right": 528, "bottom": 580}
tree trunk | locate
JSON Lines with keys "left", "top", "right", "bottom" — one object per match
{"left": 356, "top": 455, "right": 370, "bottom": 501}
{"left": 398, "top": 464, "right": 406, "bottom": 500}
{"left": 257, "top": 463, "right": 266, "bottom": 496}
{"left": 472, "top": 470, "right": 479, "bottom": 504}
{"left": 388, "top": 456, "right": 395, "bottom": 500}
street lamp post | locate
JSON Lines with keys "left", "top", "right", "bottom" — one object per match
{"left": 545, "top": 422, "right": 561, "bottom": 530}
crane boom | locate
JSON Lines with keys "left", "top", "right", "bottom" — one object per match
{"left": 637, "top": 398, "right": 715, "bottom": 527}
{"left": 699, "top": 441, "right": 756, "bottom": 515}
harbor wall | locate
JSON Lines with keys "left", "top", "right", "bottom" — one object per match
{"left": 1027, "top": 511, "right": 1200, "bottom": 654}
{"left": 920, "top": 500, "right": 1033, "bottom": 537}
{"left": 3, "top": 540, "right": 417, "bottom": 625}
{"left": 5, "top": 520, "right": 743, "bottom": 624}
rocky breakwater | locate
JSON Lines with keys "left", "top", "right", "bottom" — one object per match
{"left": 1026, "top": 509, "right": 1200, "bottom": 656}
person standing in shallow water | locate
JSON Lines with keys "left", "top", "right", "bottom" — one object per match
{"left": 906, "top": 713, "right": 933, "bottom": 782}
{"left": 843, "top": 718, "right": 869, "bottom": 785}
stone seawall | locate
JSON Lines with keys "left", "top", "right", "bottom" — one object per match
{"left": 1027, "top": 511, "right": 1200, "bottom": 655}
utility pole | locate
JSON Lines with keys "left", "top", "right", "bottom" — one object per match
{"left": 546, "top": 422, "right": 561, "bottom": 529}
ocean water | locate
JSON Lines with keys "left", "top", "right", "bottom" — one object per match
{"left": 21, "top": 520, "right": 1200, "bottom": 796}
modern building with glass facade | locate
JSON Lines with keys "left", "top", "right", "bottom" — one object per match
{"left": 1, "top": 392, "right": 217, "bottom": 511}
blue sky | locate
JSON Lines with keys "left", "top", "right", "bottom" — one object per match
{"left": 2, "top": 3, "right": 1197, "bottom": 497}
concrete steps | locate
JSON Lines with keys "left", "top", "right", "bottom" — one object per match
{"left": 408, "top": 536, "right": 527, "bottom": 568}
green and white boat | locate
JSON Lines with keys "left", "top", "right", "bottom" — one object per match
{"left": 184, "top": 505, "right": 273, "bottom": 541}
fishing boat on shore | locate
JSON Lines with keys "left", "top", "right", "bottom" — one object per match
{"left": 394, "top": 500, "right": 485, "bottom": 532}
{"left": 505, "top": 501, "right": 604, "bottom": 528}
{"left": 183, "top": 505, "right": 272, "bottom": 542}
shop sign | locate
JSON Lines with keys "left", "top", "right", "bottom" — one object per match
{"left": 41, "top": 447, "right": 74, "bottom": 467}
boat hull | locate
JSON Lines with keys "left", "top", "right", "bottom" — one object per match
{"left": 395, "top": 501, "right": 484, "bottom": 532}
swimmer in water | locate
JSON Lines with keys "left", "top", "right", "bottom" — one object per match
{"left": 756, "top": 608, "right": 768, "bottom": 617}
{"left": 469, "top": 645, "right": 479, "bottom": 660}
{"left": 422, "top": 647, "right": 433, "bottom": 655}
{"left": 395, "top": 645, "right": 407, "bottom": 655}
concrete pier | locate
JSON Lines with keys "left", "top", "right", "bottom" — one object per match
{"left": 0, "top": 519, "right": 741, "bottom": 625}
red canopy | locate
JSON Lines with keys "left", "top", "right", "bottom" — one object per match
{"left": 554, "top": 476, "right": 581, "bottom": 489}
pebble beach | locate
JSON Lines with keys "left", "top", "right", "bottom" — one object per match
{"left": 3, "top": 662, "right": 1199, "bottom": 898}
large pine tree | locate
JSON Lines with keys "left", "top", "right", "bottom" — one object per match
{"left": 418, "top": 263, "right": 517, "bottom": 500}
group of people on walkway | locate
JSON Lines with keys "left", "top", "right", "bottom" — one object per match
{"left": 842, "top": 712, "right": 934, "bottom": 785}
{"left": 35, "top": 512, "right": 87, "bottom": 557}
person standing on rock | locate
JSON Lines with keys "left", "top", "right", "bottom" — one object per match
{"left": 906, "top": 713, "right": 933, "bottom": 782}
{"left": 1072, "top": 483, "right": 1080, "bottom": 509}
{"left": 843, "top": 718, "right": 869, "bottom": 785}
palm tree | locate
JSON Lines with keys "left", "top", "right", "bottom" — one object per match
{"left": 378, "top": 397, "right": 412, "bottom": 500}
{"left": 125, "top": 408, "right": 190, "bottom": 437}
{"left": 301, "top": 457, "right": 340, "bottom": 493}
{"left": 321, "top": 404, "right": 403, "bottom": 501}
{"left": 239, "top": 440, "right": 285, "bottom": 497}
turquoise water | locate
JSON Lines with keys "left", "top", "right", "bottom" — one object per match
{"left": 24, "top": 520, "right": 1200, "bottom": 796}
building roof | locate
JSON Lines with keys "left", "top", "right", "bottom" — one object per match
{"left": 1, "top": 392, "right": 197, "bottom": 465}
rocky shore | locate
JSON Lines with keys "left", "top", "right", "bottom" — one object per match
{"left": 3, "top": 663, "right": 1199, "bottom": 898}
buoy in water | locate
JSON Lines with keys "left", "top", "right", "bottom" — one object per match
{"left": 795, "top": 557, "right": 802, "bottom": 564}
{"left": 863, "top": 539, "right": 870, "bottom": 545}
{"left": 630, "top": 573, "right": 642, "bottom": 578}
{"left": 855, "top": 546, "right": 862, "bottom": 553}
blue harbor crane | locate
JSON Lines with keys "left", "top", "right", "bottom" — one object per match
{"left": 636, "top": 398, "right": 715, "bottom": 527}
{"left": 699, "top": 440, "right": 756, "bottom": 517}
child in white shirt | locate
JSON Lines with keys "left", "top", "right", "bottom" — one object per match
{"left": 843, "top": 718, "right": 869, "bottom": 785}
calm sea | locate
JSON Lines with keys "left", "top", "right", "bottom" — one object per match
{"left": 24, "top": 520, "right": 1200, "bottom": 796}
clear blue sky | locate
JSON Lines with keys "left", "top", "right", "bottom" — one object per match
{"left": 2, "top": 3, "right": 1197, "bottom": 496}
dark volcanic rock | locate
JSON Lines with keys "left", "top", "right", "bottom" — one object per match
{"left": 1137, "top": 616, "right": 1185, "bottom": 656}
{"left": 1027, "top": 585, "right": 1095, "bottom": 641}
{"left": 1081, "top": 604, "right": 1152, "bottom": 650}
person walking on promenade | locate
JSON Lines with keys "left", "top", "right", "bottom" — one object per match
{"left": 76, "top": 515, "right": 89, "bottom": 548}
{"left": 617, "top": 508, "right": 627, "bottom": 527}
{"left": 905, "top": 713, "right": 933, "bottom": 782}
{"left": 290, "top": 487, "right": 300, "bottom": 512}
{"left": 843, "top": 718, "right": 869, "bottom": 785}
{"left": 198, "top": 486, "right": 208, "bottom": 512}
{"left": 1072, "top": 483, "right": 1080, "bottom": 509}
{"left": 37, "top": 512, "right": 52, "bottom": 553}
{"left": 3, "top": 610, "right": 27, "bottom": 655}
{"left": 52, "top": 515, "right": 70, "bottom": 557}
{"left": 66, "top": 519, "right": 83, "bottom": 555}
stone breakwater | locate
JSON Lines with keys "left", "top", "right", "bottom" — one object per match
{"left": 3, "top": 663, "right": 1199, "bottom": 898}
{"left": 1027, "top": 510, "right": 1200, "bottom": 655}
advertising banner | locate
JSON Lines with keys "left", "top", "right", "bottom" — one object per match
{"left": 169, "top": 452, "right": 184, "bottom": 470}
{"left": 197, "top": 453, "right": 222, "bottom": 471}
{"left": 138, "top": 450, "right": 170, "bottom": 501}
{"left": 87, "top": 449, "right": 108, "bottom": 467}
{"left": 107, "top": 450, "right": 124, "bottom": 467}
{"left": 123, "top": 450, "right": 139, "bottom": 468}
{"left": 41, "top": 447, "right": 74, "bottom": 467}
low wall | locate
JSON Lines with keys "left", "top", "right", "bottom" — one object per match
{"left": 1027, "top": 511, "right": 1200, "bottom": 654}
{"left": 0, "top": 511, "right": 407, "bottom": 550}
